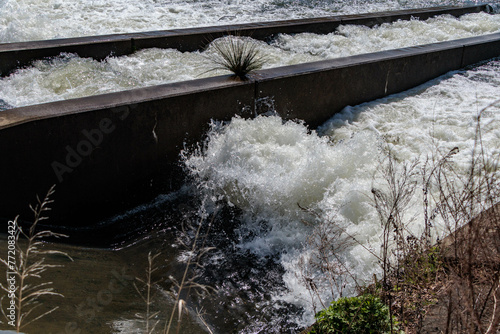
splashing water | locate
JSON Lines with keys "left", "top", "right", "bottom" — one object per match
{"left": 183, "top": 59, "right": 500, "bottom": 330}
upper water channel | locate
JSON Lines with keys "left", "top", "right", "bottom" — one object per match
{"left": 1, "top": 11, "right": 500, "bottom": 108}
{"left": 0, "top": 0, "right": 492, "bottom": 43}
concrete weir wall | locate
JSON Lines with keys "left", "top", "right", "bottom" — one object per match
{"left": 0, "top": 4, "right": 490, "bottom": 76}
{"left": 257, "top": 33, "right": 500, "bottom": 128}
{"left": 0, "top": 6, "right": 499, "bottom": 237}
{"left": 0, "top": 79, "right": 256, "bottom": 232}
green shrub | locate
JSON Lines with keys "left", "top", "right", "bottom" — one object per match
{"left": 310, "top": 294, "right": 396, "bottom": 334}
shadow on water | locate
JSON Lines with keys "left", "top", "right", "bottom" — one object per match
{"left": 0, "top": 180, "right": 305, "bottom": 333}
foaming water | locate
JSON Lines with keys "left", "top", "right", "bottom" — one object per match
{"left": 0, "top": 50, "right": 208, "bottom": 107}
{"left": 183, "top": 59, "right": 500, "bottom": 330}
{"left": 2, "top": 12, "right": 500, "bottom": 108}
{"left": 0, "top": 0, "right": 483, "bottom": 43}
{"left": 270, "top": 13, "right": 500, "bottom": 60}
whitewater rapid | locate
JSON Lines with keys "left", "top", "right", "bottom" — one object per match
{"left": 183, "top": 59, "right": 500, "bottom": 328}
{"left": 1, "top": 12, "right": 500, "bottom": 108}
{"left": 0, "top": 0, "right": 487, "bottom": 43}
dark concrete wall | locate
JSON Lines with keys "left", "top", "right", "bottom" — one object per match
{"left": 1, "top": 34, "right": 499, "bottom": 240}
{"left": 253, "top": 33, "right": 500, "bottom": 128}
{"left": 255, "top": 41, "right": 466, "bottom": 127}
{"left": 0, "top": 4, "right": 490, "bottom": 76}
{"left": 0, "top": 78, "right": 255, "bottom": 231}
{"left": 461, "top": 33, "right": 500, "bottom": 66}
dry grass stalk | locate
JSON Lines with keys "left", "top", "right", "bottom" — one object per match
{"left": 371, "top": 152, "right": 427, "bottom": 333}
{"left": 0, "top": 185, "right": 72, "bottom": 332}
{"left": 163, "top": 214, "right": 216, "bottom": 334}
{"left": 195, "top": 307, "right": 214, "bottom": 334}
{"left": 430, "top": 102, "right": 500, "bottom": 334}
{"left": 134, "top": 251, "right": 161, "bottom": 334}
{"left": 296, "top": 208, "right": 359, "bottom": 314}
{"left": 372, "top": 154, "right": 420, "bottom": 287}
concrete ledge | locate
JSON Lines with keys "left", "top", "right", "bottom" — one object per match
{"left": 0, "top": 76, "right": 255, "bottom": 230}
{"left": 461, "top": 33, "right": 500, "bottom": 66}
{"left": 255, "top": 38, "right": 470, "bottom": 127}
{"left": 0, "top": 4, "right": 490, "bottom": 76}
{"left": 1, "top": 33, "right": 499, "bottom": 240}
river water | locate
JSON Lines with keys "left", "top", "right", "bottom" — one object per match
{"left": 0, "top": 0, "right": 491, "bottom": 43}
{"left": 1, "top": 0, "right": 500, "bottom": 333}
{"left": 2, "top": 11, "right": 500, "bottom": 107}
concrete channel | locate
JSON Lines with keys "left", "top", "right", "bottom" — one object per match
{"left": 0, "top": 4, "right": 490, "bottom": 76}
{"left": 0, "top": 5, "right": 498, "bottom": 241}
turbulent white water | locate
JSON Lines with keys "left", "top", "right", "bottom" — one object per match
{"left": 0, "top": 0, "right": 486, "bottom": 43}
{"left": 183, "top": 59, "right": 500, "bottom": 328}
{"left": 2, "top": 12, "right": 500, "bottom": 108}
{"left": 0, "top": 50, "right": 208, "bottom": 107}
